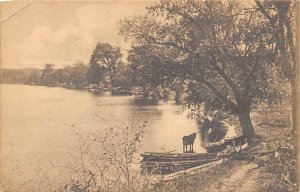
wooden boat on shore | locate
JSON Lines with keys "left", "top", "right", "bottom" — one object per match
{"left": 141, "top": 158, "right": 220, "bottom": 174}
{"left": 140, "top": 142, "right": 248, "bottom": 175}
{"left": 140, "top": 152, "right": 220, "bottom": 174}
{"left": 141, "top": 152, "right": 218, "bottom": 162}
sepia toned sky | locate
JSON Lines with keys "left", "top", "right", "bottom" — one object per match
{"left": 1, "top": 1, "right": 154, "bottom": 69}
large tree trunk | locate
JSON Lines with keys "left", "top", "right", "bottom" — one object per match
{"left": 237, "top": 109, "right": 255, "bottom": 138}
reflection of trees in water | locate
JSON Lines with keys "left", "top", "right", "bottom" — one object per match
{"left": 129, "top": 99, "right": 163, "bottom": 123}
{"left": 132, "top": 97, "right": 159, "bottom": 106}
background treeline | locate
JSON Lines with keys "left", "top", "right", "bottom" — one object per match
{"left": 1, "top": 55, "right": 134, "bottom": 91}
{"left": 1, "top": 68, "right": 42, "bottom": 85}
{"left": 1, "top": 62, "right": 90, "bottom": 89}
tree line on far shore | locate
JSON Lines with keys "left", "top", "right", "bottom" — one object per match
{"left": 0, "top": 43, "right": 135, "bottom": 91}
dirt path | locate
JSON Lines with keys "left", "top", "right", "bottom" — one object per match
{"left": 217, "top": 162, "right": 259, "bottom": 192}
{"left": 194, "top": 161, "right": 260, "bottom": 192}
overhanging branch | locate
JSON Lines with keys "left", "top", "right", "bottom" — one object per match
{"left": 198, "top": 78, "right": 238, "bottom": 111}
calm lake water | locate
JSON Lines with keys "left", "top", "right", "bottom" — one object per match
{"left": 0, "top": 84, "right": 204, "bottom": 190}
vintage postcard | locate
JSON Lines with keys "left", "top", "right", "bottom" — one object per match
{"left": 0, "top": 1, "right": 298, "bottom": 191}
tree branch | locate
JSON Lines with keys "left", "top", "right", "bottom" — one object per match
{"left": 210, "top": 59, "right": 243, "bottom": 106}
{"left": 241, "top": 57, "right": 261, "bottom": 103}
{"left": 199, "top": 78, "right": 238, "bottom": 111}
{"left": 255, "top": 0, "right": 276, "bottom": 25}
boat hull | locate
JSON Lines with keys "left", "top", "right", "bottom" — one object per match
{"left": 140, "top": 152, "right": 219, "bottom": 174}
{"left": 141, "top": 152, "right": 217, "bottom": 162}
{"left": 140, "top": 142, "right": 248, "bottom": 175}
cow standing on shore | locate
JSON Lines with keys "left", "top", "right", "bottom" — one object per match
{"left": 183, "top": 133, "right": 197, "bottom": 153}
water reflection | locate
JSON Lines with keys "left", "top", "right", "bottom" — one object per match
{"left": 0, "top": 84, "right": 204, "bottom": 191}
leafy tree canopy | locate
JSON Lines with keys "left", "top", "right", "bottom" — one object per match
{"left": 87, "top": 43, "right": 123, "bottom": 84}
{"left": 120, "top": 0, "right": 290, "bottom": 138}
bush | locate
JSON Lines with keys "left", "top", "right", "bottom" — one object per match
{"left": 56, "top": 124, "right": 156, "bottom": 192}
{"left": 257, "top": 135, "right": 296, "bottom": 192}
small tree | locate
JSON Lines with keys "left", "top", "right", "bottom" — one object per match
{"left": 68, "top": 62, "right": 88, "bottom": 89}
{"left": 111, "top": 63, "right": 134, "bottom": 91}
{"left": 127, "top": 45, "right": 180, "bottom": 100}
{"left": 40, "top": 63, "right": 55, "bottom": 86}
{"left": 87, "top": 43, "right": 122, "bottom": 85}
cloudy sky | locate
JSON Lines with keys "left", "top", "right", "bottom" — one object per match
{"left": 1, "top": 1, "right": 154, "bottom": 69}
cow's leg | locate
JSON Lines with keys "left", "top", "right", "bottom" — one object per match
{"left": 232, "top": 139, "right": 237, "bottom": 157}
{"left": 183, "top": 145, "right": 185, "bottom": 153}
{"left": 232, "top": 140, "right": 236, "bottom": 149}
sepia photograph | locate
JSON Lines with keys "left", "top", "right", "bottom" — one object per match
{"left": 0, "top": 0, "right": 298, "bottom": 191}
